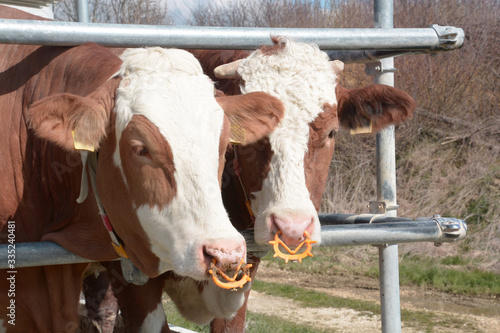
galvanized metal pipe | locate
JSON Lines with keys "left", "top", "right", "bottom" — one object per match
{"left": 0, "top": 19, "right": 464, "bottom": 51}
{"left": 76, "top": 0, "right": 89, "bottom": 24}
{"left": 0, "top": 241, "right": 104, "bottom": 269}
{"left": 373, "top": 1, "right": 401, "bottom": 331}
{"left": 0, "top": 216, "right": 467, "bottom": 268}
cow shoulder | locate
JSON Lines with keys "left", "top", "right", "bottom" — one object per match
{"left": 336, "top": 84, "right": 416, "bottom": 132}
{"left": 216, "top": 91, "right": 285, "bottom": 144}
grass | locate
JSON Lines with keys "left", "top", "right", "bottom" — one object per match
{"left": 245, "top": 312, "right": 331, "bottom": 333}
{"left": 163, "top": 295, "right": 330, "bottom": 333}
{"left": 365, "top": 255, "right": 500, "bottom": 296}
{"left": 162, "top": 258, "right": 486, "bottom": 333}
{"left": 252, "top": 280, "right": 380, "bottom": 315}
{"left": 399, "top": 256, "right": 500, "bottom": 296}
{"left": 261, "top": 246, "right": 364, "bottom": 275}
{"left": 163, "top": 281, "right": 473, "bottom": 333}
{"left": 262, "top": 247, "right": 500, "bottom": 297}
{"left": 251, "top": 280, "right": 473, "bottom": 332}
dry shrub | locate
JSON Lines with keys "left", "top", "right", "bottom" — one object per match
{"left": 54, "top": 0, "right": 172, "bottom": 24}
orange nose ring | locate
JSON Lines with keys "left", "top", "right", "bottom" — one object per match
{"left": 209, "top": 258, "right": 253, "bottom": 290}
{"left": 269, "top": 231, "right": 317, "bottom": 263}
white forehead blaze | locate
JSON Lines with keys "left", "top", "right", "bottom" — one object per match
{"left": 238, "top": 39, "right": 338, "bottom": 143}
{"left": 237, "top": 39, "right": 338, "bottom": 243}
{"left": 110, "top": 47, "right": 241, "bottom": 276}
{"left": 113, "top": 47, "right": 224, "bottom": 179}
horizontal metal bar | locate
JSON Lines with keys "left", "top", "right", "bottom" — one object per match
{"left": 246, "top": 214, "right": 467, "bottom": 251}
{"left": 0, "top": 19, "right": 464, "bottom": 51}
{"left": 320, "top": 221, "right": 442, "bottom": 246}
{"left": 0, "top": 214, "right": 466, "bottom": 268}
{"left": 0, "top": 241, "right": 106, "bottom": 269}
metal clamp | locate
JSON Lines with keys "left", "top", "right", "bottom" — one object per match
{"left": 430, "top": 24, "right": 465, "bottom": 50}
{"left": 432, "top": 214, "right": 467, "bottom": 246}
{"left": 365, "top": 61, "right": 396, "bottom": 76}
{"left": 369, "top": 201, "right": 399, "bottom": 215}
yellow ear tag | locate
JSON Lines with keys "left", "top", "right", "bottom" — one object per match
{"left": 350, "top": 121, "right": 372, "bottom": 135}
{"left": 72, "top": 130, "right": 95, "bottom": 152}
{"left": 230, "top": 122, "right": 247, "bottom": 145}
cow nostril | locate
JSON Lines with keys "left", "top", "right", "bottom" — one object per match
{"left": 203, "top": 242, "right": 246, "bottom": 274}
{"left": 271, "top": 214, "right": 315, "bottom": 246}
{"left": 202, "top": 247, "right": 215, "bottom": 271}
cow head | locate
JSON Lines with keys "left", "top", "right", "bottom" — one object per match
{"left": 215, "top": 37, "right": 415, "bottom": 248}
{"left": 27, "top": 47, "right": 284, "bottom": 279}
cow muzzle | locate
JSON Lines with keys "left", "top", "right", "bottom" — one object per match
{"left": 267, "top": 213, "right": 319, "bottom": 263}
{"left": 203, "top": 241, "right": 252, "bottom": 290}
{"left": 270, "top": 213, "right": 316, "bottom": 246}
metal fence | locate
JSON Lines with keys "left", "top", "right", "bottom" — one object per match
{"left": 0, "top": 214, "right": 467, "bottom": 269}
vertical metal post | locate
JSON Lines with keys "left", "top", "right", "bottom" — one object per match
{"left": 374, "top": 0, "right": 402, "bottom": 332}
{"left": 76, "top": 0, "right": 89, "bottom": 23}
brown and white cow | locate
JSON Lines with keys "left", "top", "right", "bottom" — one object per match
{"left": 0, "top": 7, "right": 284, "bottom": 332}
{"left": 94, "top": 37, "right": 415, "bottom": 332}
{"left": 174, "top": 38, "right": 415, "bottom": 332}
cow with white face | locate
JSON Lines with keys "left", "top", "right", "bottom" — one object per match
{"left": 193, "top": 37, "right": 416, "bottom": 332}
{"left": 0, "top": 6, "right": 284, "bottom": 332}
{"left": 212, "top": 38, "right": 415, "bottom": 251}
{"left": 93, "top": 37, "right": 415, "bottom": 332}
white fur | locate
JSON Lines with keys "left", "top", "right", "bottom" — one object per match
{"left": 237, "top": 38, "right": 339, "bottom": 245}
{"left": 139, "top": 302, "right": 165, "bottom": 333}
{"left": 113, "top": 48, "right": 245, "bottom": 277}
{"left": 200, "top": 280, "right": 249, "bottom": 318}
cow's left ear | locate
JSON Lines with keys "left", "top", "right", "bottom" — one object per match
{"left": 28, "top": 93, "right": 110, "bottom": 152}
{"left": 27, "top": 78, "right": 118, "bottom": 152}
{"left": 336, "top": 84, "right": 416, "bottom": 133}
{"left": 216, "top": 91, "right": 285, "bottom": 144}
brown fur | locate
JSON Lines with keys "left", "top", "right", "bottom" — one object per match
{"left": 305, "top": 103, "right": 340, "bottom": 210}
{"left": 0, "top": 7, "right": 128, "bottom": 331}
{"left": 95, "top": 112, "right": 161, "bottom": 278}
{"left": 217, "top": 92, "right": 285, "bottom": 144}
{"left": 118, "top": 115, "right": 177, "bottom": 209}
{"left": 190, "top": 49, "right": 249, "bottom": 94}
{"left": 103, "top": 261, "right": 169, "bottom": 332}
{"left": 257, "top": 35, "right": 287, "bottom": 55}
{"left": 336, "top": 84, "right": 416, "bottom": 132}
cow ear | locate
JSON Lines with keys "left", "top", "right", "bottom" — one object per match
{"left": 336, "top": 84, "right": 416, "bottom": 133}
{"left": 27, "top": 93, "right": 110, "bottom": 152}
{"left": 216, "top": 92, "right": 284, "bottom": 144}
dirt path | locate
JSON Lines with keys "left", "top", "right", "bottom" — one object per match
{"left": 247, "top": 263, "right": 500, "bottom": 332}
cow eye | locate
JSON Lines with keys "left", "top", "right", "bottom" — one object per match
{"left": 132, "top": 144, "right": 150, "bottom": 157}
{"left": 138, "top": 147, "right": 149, "bottom": 156}
{"left": 328, "top": 130, "right": 335, "bottom": 139}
